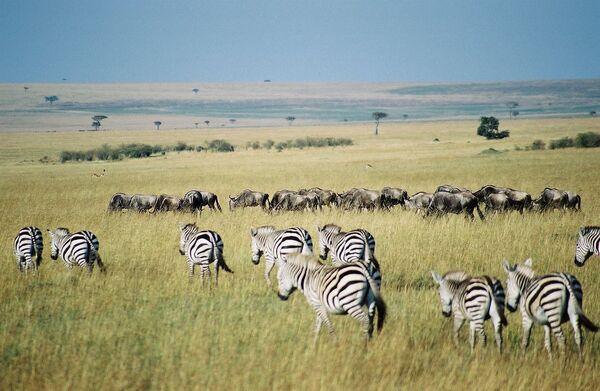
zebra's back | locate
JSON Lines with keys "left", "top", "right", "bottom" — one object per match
{"left": 271, "top": 227, "right": 313, "bottom": 260}
{"left": 186, "top": 230, "right": 224, "bottom": 264}
{"left": 331, "top": 229, "right": 375, "bottom": 265}
{"left": 523, "top": 273, "right": 575, "bottom": 324}
{"left": 14, "top": 226, "right": 43, "bottom": 269}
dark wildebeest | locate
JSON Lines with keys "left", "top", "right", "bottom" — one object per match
{"left": 348, "top": 189, "right": 387, "bottom": 211}
{"left": 273, "top": 193, "right": 314, "bottom": 212}
{"left": 381, "top": 187, "right": 408, "bottom": 208}
{"left": 182, "top": 190, "right": 222, "bottom": 213}
{"left": 436, "top": 185, "right": 471, "bottom": 194}
{"left": 299, "top": 187, "right": 339, "bottom": 208}
{"left": 474, "top": 185, "right": 532, "bottom": 213}
{"left": 270, "top": 190, "right": 298, "bottom": 210}
{"left": 107, "top": 193, "right": 132, "bottom": 212}
{"left": 534, "top": 188, "right": 570, "bottom": 211}
{"left": 129, "top": 194, "right": 159, "bottom": 213}
{"left": 154, "top": 194, "right": 183, "bottom": 213}
{"left": 296, "top": 189, "right": 323, "bottom": 211}
{"left": 229, "top": 189, "right": 270, "bottom": 211}
{"left": 427, "top": 191, "right": 485, "bottom": 220}
{"left": 405, "top": 192, "right": 433, "bottom": 213}
{"left": 484, "top": 193, "right": 510, "bottom": 212}
{"left": 565, "top": 191, "right": 581, "bottom": 211}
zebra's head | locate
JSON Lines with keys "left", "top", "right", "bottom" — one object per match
{"left": 316, "top": 224, "right": 340, "bottom": 260}
{"left": 431, "top": 271, "right": 466, "bottom": 317}
{"left": 276, "top": 261, "right": 296, "bottom": 301}
{"left": 502, "top": 258, "right": 533, "bottom": 312}
{"left": 250, "top": 226, "right": 275, "bottom": 265}
{"left": 47, "top": 227, "right": 69, "bottom": 260}
{"left": 575, "top": 227, "right": 595, "bottom": 267}
{"left": 179, "top": 223, "right": 198, "bottom": 255}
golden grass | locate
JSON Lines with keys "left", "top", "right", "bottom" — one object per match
{"left": 1, "top": 117, "right": 600, "bottom": 390}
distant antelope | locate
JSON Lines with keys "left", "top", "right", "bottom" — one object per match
{"left": 91, "top": 169, "right": 106, "bottom": 178}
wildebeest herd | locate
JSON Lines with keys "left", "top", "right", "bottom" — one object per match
{"left": 107, "top": 185, "right": 581, "bottom": 218}
{"left": 12, "top": 182, "right": 598, "bottom": 356}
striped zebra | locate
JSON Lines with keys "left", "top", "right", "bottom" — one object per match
{"left": 575, "top": 226, "right": 600, "bottom": 267}
{"left": 179, "top": 223, "right": 233, "bottom": 286}
{"left": 14, "top": 226, "right": 44, "bottom": 272}
{"left": 431, "top": 271, "right": 507, "bottom": 352}
{"left": 502, "top": 258, "right": 598, "bottom": 357}
{"left": 250, "top": 226, "right": 313, "bottom": 286}
{"left": 277, "top": 253, "right": 386, "bottom": 345}
{"left": 48, "top": 228, "right": 105, "bottom": 273}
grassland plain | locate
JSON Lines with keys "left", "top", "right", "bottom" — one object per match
{"left": 1, "top": 117, "right": 600, "bottom": 390}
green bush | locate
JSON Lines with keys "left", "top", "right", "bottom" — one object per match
{"left": 574, "top": 132, "right": 600, "bottom": 148}
{"left": 206, "top": 139, "right": 235, "bottom": 152}
{"left": 262, "top": 140, "right": 275, "bottom": 150}
{"left": 531, "top": 140, "right": 545, "bottom": 150}
{"left": 549, "top": 137, "right": 574, "bottom": 149}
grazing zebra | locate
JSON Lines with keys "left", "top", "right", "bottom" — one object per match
{"left": 250, "top": 226, "right": 313, "bottom": 286}
{"left": 179, "top": 223, "right": 233, "bottom": 286}
{"left": 502, "top": 258, "right": 598, "bottom": 357}
{"left": 575, "top": 226, "right": 600, "bottom": 267}
{"left": 14, "top": 226, "right": 44, "bottom": 272}
{"left": 431, "top": 271, "right": 508, "bottom": 352}
{"left": 48, "top": 228, "right": 105, "bottom": 273}
{"left": 277, "top": 253, "right": 386, "bottom": 345}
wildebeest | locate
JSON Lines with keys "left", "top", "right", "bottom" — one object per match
{"left": 565, "top": 191, "right": 581, "bottom": 211}
{"left": 273, "top": 193, "right": 314, "bottom": 212}
{"left": 534, "top": 188, "right": 570, "bottom": 211}
{"left": 405, "top": 192, "right": 433, "bottom": 213}
{"left": 129, "top": 194, "right": 159, "bottom": 213}
{"left": 182, "top": 190, "right": 222, "bottom": 213}
{"left": 107, "top": 193, "right": 132, "bottom": 212}
{"left": 484, "top": 193, "right": 510, "bottom": 212}
{"left": 427, "top": 191, "right": 485, "bottom": 220}
{"left": 270, "top": 190, "right": 298, "bottom": 210}
{"left": 229, "top": 189, "right": 270, "bottom": 211}
{"left": 341, "top": 188, "right": 386, "bottom": 211}
{"left": 436, "top": 185, "right": 471, "bottom": 194}
{"left": 474, "top": 185, "right": 532, "bottom": 213}
{"left": 381, "top": 187, "right": 408, "bottom": 208}
{"left": 154, "top": 194, "right": 183, "bottom": 212}
{"left": 301, "top": 187, "right": 340, "bottom": 208}
{"left": 296, "top": 190, "right": 322, "bottom": 211}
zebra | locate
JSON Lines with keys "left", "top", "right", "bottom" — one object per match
{"left": 502, "top": 258, "right": 598, "bottom": 357}
{"left": 179, "top": 223, "right": 233, "bottom": 286}
{"left": 277, "top": 253, "right": 386, "bottom": 345}
{"left": 48, "top": 228, "right": 105, "bottom": 273}
{"left": 431, "top": 271, "right": 508, "bottom": 352}
{"left": 13, "top": 226, "right": 44, "bottom": 272}
{"left": 250, "top": 226, "right": 313, "bottom": 286}
{"left": 575, "top": 226, "right": 600, "bottom": 267}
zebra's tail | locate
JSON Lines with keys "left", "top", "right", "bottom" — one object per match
{"left": 218, "top": 252, "right": 234, "bottom": 273}
{"left": 214, "top": 196, "right": 223, "bottom": 212}
{"left": 484, "top": 276, "right": 507, "bottom": 326}
{"left": 366, "top": 272, "right": 386, "bottom": 333}
{"left": 564, "top": 277, "right": 598, "bottom": 332}
{"left": 96, "top": 253, "right": 107, "bottom": 273}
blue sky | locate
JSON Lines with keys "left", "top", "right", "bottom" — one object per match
{"left": 1, "top": 0, "right": 599, "bottom": 83}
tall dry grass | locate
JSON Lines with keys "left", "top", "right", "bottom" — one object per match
{"left": 0, "top": 118, "right": 599, "bottom": 389}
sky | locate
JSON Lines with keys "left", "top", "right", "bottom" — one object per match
{"left": 1, "top": 0, "right": 599, "bottom": 83}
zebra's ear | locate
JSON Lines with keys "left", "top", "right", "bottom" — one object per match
{"left": 523, "top": 258, "right": 533, "bottom": 267}
{"left": 179, "top": 223, "right": 186, "bottom": 231}
{"left": 250, "top": 227, "right": 257, "bottom": 237}
{"left": 431, "top": 271, "right": 443, "bottom": 285}
{"left": 579, "top": 227, "right": 586, "bottom": 237}
{"left": 316, "top": 224, "right": 323, "bottom": 232}
{"left": 502, "top": 259, "right": 513, "bottom": 273}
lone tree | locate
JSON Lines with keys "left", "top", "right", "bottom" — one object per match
{"left": 192, "top": 88, "right": 199, "bottom": 94}
{"left": 372, "top": 112, "right": 388, "bottom": 135}
{"left": 154, "top": 121, "right": 162, "bottom": 130}
{"left": 477, "top": 116, "right": 510, "bottom": 139}
{"left": 286, "top": 116, "right": 296, "bottom": 126}
{"left": 204, "top": 120, "right": 210, "bottom": 127}
{"left": 506, "top": 101, "right": 519, "bottom": 119}
{"left": 91, "top": 115, "right": 108, "bottom": 131}
{"left": 45, "top": 95, "right": 59, "bottom": 104}
{"left": 229, "top": 119, "right": 236, "bottom": 125}
{"left": 402, "top": 114, "right": 408, "bottom": 120}
{"left": 194, "top": 122, "right": 199, "bottom": 128}
{"left": 590, "top": 111, "right": 597, "bottom": 117}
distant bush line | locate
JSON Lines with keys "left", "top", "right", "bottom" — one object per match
{"left": 60, "top": 140, "right": 235, "bottom": 162}
{"left": 245, "top": 137, "right": 353, "bottom": 151}
{"left": 515, "top": 132, "right": 600, "bottom": 151}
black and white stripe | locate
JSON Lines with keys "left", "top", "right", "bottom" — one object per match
{"left": 503, "top": 258, "right": 598, "bottom": 357}
{"left": 179, "top": 223, "right": 232, "bottom": 286}
{"left": 277, "top": 253, "right": 386, "bottom": 344}
{"left": 48, "top": 227, "right": 105, "bottom": 273}
{"left": 575, "top": 226, "right": 600, "bottom": 267}
{"left": 14, "top": 226, "right": 44, "bottom": 272}
{"left": 250, "top": 226, "right": 313, "bottom": 286}
{"left": 432, "top": 271, "right": 508, "bottom": 352}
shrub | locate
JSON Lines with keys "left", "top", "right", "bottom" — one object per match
{"left": 174, "top": 141, "right": 188, "bottom": 152}
{"left": 477, "top": 116, "right": 510, "bottom": 139}
{"left": 574, "top": 132, "right": 600, "bottom": 148}
{"left": 531, "top": 140, "right": 546, "bottom": 150}
{"left": 246, "top": 141, "right": 261, "bottom": 150}
{"left": 206, "top": 139, "right": 235, "bottom": 152}
{"left": 549, "top": 137, "right": 574, "bottom": 149}
{"left": 262, "top": 140, "right": 275, "bottom": 150}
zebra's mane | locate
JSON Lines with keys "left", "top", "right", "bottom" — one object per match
{"left": 182, "top": 223, "right": 198, "bottom": 233}
{"left": 54, "top": 227, "right": 70, "bottom": 236}
{"left": 443, "top": 270, "right": 470, "bottom": 283}
{"left": 286, "top": 253, "right": 324, "bottom": 270}
{"left": 256, "top": 225, "right": 276, "bottom": 234}
{"left": 582, "top": 226, "right": 600, "bottom": 234}
{"left": 322, "top": 223, "right": 341, "bottom": 233}
{"left": 515, "top": 264, "right": 535, "bottom": 279}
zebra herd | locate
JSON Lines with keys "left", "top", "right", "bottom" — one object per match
{"left": 12, "top": 223, "right": 600, "bottom": 354}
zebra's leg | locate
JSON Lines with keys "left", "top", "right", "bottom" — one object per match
{"left": 188, "top": 261, "right": 195, "bottom": 282}
{"left": 544, "top": 325, "right": 553, "bottom": 357}
{"left": 551, "top": 324, "right": 566, "bottom": 355}
{"left": 453, "top": 316, "right": 465, "bottom": 347}
{"left": 313, "top": 315, "right": 323, "bottom": 346}
{"left": 568, "top": 305, "right": 583, "bottom": 358}
{"left": 264, "top": 259, "right": 275, "bottom": 286}
{"left": 469, "top": 322, "right": 477, "bottom": 353}
{"left": 201, "top": 264, "right": 210, "bottom": 287}
{"left": 493, "top": 316, "right": 503, "bottom": 352}
{"left": 347, "top": 306, "right": 371, "bottom": 343}
{"left": 521, "top": 316, "right": 533, "bottom": 350}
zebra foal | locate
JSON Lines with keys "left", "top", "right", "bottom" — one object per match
{"left": 14, "top": 226, "right": 44, "bottom": 272}
{"left": 48, "top": 227, "right": 105, "bottom": 273}
{"left": 277, "top": 253, "right": 386, "bottom": 345}
{"left": 503, "top": 258, "right": 598, "bottom": 357}
{"left": 432, "top": 271, "right": 507, "bottom": 352}
{"left": 179, "top": 223, "right": 233, "bottom": 286}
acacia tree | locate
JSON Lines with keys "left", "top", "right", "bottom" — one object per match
{"left": 45, "top": 95, "right": 59, "bottom": 104}
{"left": 91, "top": 115, "right": 108, "bottom": 131}
{"left": 154, "top": 121, "right": 162, "bottom": 130}
{"left": 286, "top": 116, "right": 296, "bottom": 126}
{"left": 372, "top": 112, "right": 388, "bottom": 135}
{"left": 192, "top": 88, "right": 199, "bottom": 94}
{"left": 204, "top": 120, "right": 210, "bottom": 127}
{"left": 229, "top": 119, "right": 236, "bottom": 125}
{"left": 590, "top": 111, "right": 597, "bottom": 117}
{"left": 506, "top": 101, "right": 519, "bottom": 119}
{"left": 477, "top": 116, "right": 510, "bottom": 139}
{"left": 194, "top": 122, "right": 199, "bottom": 128}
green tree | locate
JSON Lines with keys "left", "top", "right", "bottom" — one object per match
{"left": 477, "top": 116, "right": 510, "bottom": 139}
{"left": 372, "top": 112, "right": 388, "bottom": 135}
